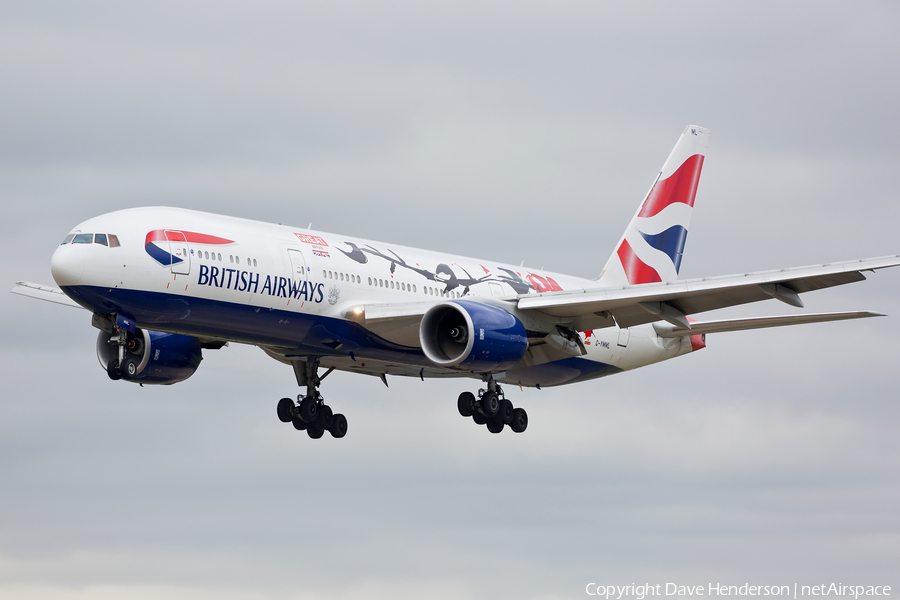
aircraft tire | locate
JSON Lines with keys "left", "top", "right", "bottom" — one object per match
{"left": 497, "top": 399, "right": 514, "bottom": 424}
{"left": 106, "top": 359, "right": 122, "bottom": 381}
{"left": 486, "top": 417, "right": 504, "bottom": 434}
{"left": 292, "top": 417, "right": 308, "bottom": 431}
{"left": 510, "top": 408, "right": 528, "bottom": 433}
{"left": 472, "top": 411, "right": 486, "bottom": 425}
{"left": 329, "top": 414, "right": 348, "bottom": 438}
{"left": 121, "top": 358, "right": 139, "bottom": 379}
{"left": 315, "top": 404, "right": 334, "bottom": 430}
{"left": 307, "top": 424, "right": 325, "bottom": 439}
{"left": 277, "top": 398, "right": 294, "bottom": 423}
{"left": 457, "top": 392, "right": 476, "bottom": 417}
{"left": 299, "top": 397, "right": 319, "bottom": 423}
{"left": 481, "top": 391, "right": 500, "bottom": 417}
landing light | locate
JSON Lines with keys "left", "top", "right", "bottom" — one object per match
{"left": 342, "top": 306, "right": 365, "bottom": 320}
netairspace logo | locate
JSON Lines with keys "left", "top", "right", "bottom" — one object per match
{"left": 586, "top": 584, "right": 892, "bottom": 600}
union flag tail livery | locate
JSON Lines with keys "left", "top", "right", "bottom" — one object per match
{"left": 13, "top": 124, "right": 900, "bottom": 441}
{"left": 598, "top": 125, "right": 709, "bottom": 286}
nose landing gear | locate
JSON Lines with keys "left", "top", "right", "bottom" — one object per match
{"left": 276, "top": 358, "right": 348, "bottom": 439}
{"left": 457, "top": 376, "right": 528, "bottom": 434}
{"left": 105, "top": 325, "right": 143, "bottom": 381}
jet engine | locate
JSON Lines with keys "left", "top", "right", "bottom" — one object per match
{"left": 97, "top": 328, "right": 203, "bottom": 385}
{"left": 419, "top": 300, "right": 528, "bottom": 372}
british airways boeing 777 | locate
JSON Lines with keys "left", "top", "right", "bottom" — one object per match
{"left": 12, "top": 125, "right": 899, "bottom": 439}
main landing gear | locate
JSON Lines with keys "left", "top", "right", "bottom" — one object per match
{"left": 457, "top": 377, "right": 528, "bottom": 434}
{"left": 276, "top": 358, "right": 348, "bottom": 439}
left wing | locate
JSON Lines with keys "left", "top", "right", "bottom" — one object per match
{"left": 653, "top": 311, "right": 884, "bottom": 338}
{"left": 517, "top": 255, "right": 900, "bottom": 331}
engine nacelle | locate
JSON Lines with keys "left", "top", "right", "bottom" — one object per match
{"left": 420, "top": 300, "right": 528, "bottom": 372}
{"left": 97, "top": 328, "right": 203, "bottom": 385}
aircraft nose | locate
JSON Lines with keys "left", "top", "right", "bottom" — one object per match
{"left": 51, "top": 244, "right": 84, "bottom": 286}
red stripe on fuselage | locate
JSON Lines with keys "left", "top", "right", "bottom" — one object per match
{"left": 637, "top": 154, "right": 704, "bottom": 218}
{"left": 145, "top": 230, "right": 235, "bottom": 245}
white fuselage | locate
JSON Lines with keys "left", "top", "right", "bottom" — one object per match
{"left": 51, "top": 206, "right": 698, "bottom": 388}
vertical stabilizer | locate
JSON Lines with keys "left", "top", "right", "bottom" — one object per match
{"left": 597, "top": 125, "right": 709, "bottom": 286}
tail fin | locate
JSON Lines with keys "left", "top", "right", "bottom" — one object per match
{"left": 597, "top": 125, "right": 710, "bottom": 286}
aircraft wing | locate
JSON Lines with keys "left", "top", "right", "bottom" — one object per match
{"left": 11, "top": 281, "right": 84, "bottom": 309}
{"left": 653, "top": 311, "right": 884, "bottom": 337}
{"left": 517, "top": 255, "right": 900, "bottom": 330}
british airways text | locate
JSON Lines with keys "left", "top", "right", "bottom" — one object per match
{"left": 197, "top": 265, "right": 325, "bottom": 302}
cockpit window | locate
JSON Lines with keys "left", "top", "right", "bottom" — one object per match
{"left": 72, "top": 234, "right": 94, "bottom": 244}
{"left": 61, "top": 234, "right": 75, "bottom": 245}
{"left": 108, "top": 234, "right": 120, "bottom": 247}
{"left": 95, "top": 233, "right": 108, "bottom": 246}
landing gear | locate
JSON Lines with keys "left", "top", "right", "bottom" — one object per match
{"left": 276, "top": 358, "right": 348, "bottom": 440}
{"left": 104, "top": 323, "right": 145, "bottom": 381}
{"left": 106, "top": 359, "right": 122, "bottom": 381}
{"left": 457, "top": 377, "right": 528, "bottom": 434}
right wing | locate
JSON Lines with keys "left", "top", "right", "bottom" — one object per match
{"left": 11, "top": 281, "right": 84, "bottom": 309}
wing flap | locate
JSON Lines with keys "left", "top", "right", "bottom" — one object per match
{"left": 653, "top": 311, "right": 884, "bottom": 337}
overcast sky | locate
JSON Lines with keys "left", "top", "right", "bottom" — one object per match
{"left": 2, "top": 2, "right": 900, "bottom": 599}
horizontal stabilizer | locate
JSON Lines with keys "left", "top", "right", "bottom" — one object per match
{"left": 11, "top": 281, "right": 82, "bottom": 309}
{"left": 653, "top": 311, "right": 884, "bottom": 338}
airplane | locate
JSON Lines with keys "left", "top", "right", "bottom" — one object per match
{"left": 12, "top": 125, "right": 900, "bottom": 440}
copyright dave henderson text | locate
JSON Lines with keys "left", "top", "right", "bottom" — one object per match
{"left": 586, "top": 584, "right": 892, "bottom": 599}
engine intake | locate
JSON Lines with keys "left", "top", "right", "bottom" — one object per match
{"left": 97, "top": 328, "right": 203, "bottom": 385}
{"left": 420, "top": 300, "right": 527, "bottom": 372}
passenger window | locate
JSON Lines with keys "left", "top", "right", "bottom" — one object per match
{"left": 95, "top": 234, "right": 108, "bottom": 246}
{"left": 236, "top": 256, "right": 240, "bottom": 265}
{"left": 253, "top": 259, "right": 257, "bottom": 267}
{"left": 108, "top": 234, "right": 120, "bottom": 247}
{"left": 73, "top": 234, "right": 93, "bottom": 244}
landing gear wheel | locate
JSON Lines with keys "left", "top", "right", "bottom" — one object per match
{"left": 277, "top": 398, "right": 294, "bottom": 423}
{"left": 481, "top": 391, "right": 500, "bottom": 417}
{"left": 329, "top": 414, "right": 348, "bottom": 438}
{"left": 307, "top": 424, "right": 325, "bottom": 439}
{"left": 497, "top": 399, "right": 514, "bottom": 424}
{"left": 486, "top": 417, "right": 505, "bottom": 434}
{"left": 292, "top": 417, "right": 308, "bottom": 431}
{"left": 472, "top": 411, "right": 486, "bottom": 425}
{"left": 510, "top": 408, "right": 528, "bottom": 433}
{"left": 121, "top": 358, "right": 139, "bottom": 379}
{"left": 106, "top": 359, "right": 122, "bottom": 381}
{"left": 457, "top": 392, "right": 476, "bottom": 417}
{"left": 315, "top": 404, "right": 334, "bottom": 430}
{"left": 299, "top": 397, "right": 319, "bottom": 423}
